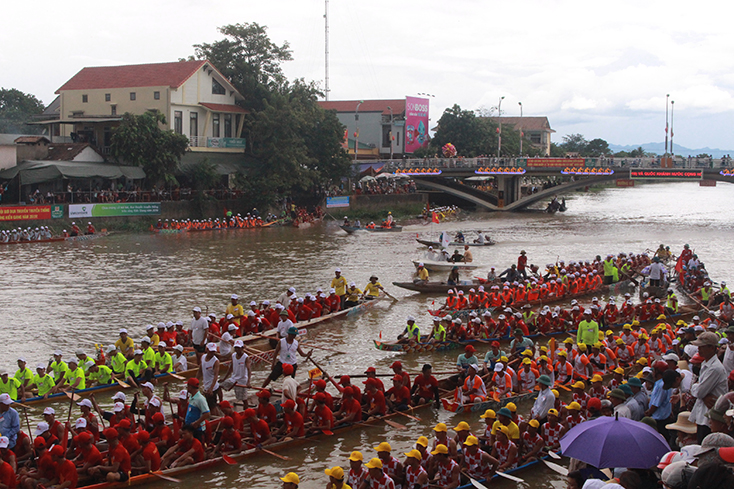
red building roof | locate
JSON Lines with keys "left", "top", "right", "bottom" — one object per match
{"left": 319, "top": 99, "right": 406, "bottom": 115}
{"left": 199, "top": 103, "right": 247, "bottom": 114}
{"left": 56, "top": 60, "right": 208, "bottom": 93}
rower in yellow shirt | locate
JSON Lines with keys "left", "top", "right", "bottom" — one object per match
{"left": 344, "top": 282, "right": 362, "bottom": 308}
{"left": 415, "top": 262, "right": 430, "bottom": 284}
{"left": 226, "top": 294, "right": 245, "bottom": 327}
{"left": 330, "top": 268, "right": 348, "bottom": 307}
{"left": 0, "top": 372, "right": 22, "bottom": 400}
{"left": 146, "top": 325, "right": 160, "bottom": 346}
{"left": 30, "top": 365, "right": 56, "bottom": 399}
{"left": 363, "top": 275, "right": 383, "bottom": 299}
{"left": 115, "top": 329, "right": 135, "bottom": 358}
{"left": 14, "top": 357, "right": 34, "bottom": 390}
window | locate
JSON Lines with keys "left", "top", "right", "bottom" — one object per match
{"left": 382, "top": 125, "right": 391, "bottom": 147}
{"left": 111, "top": 105, "right": 117, "bottom": 116}
{"left": 174, "top": 111, "right": 183, "bottom": 134}
{"left": 530, "top": 133, "right": 542, "bottom": 144}
{"left": 82, "top": 94, "right": 88, "bottom": 103}
{"left": 212, "top": 114, "right": 220, "bottom": 138}
{"left": 190, "top": 112, "right": 198, "bottom": 138}
{"left": 153, "top": 91, "right": 160, "bottom": 100}
{"left": 235, "top": 115, "right": 241, "bottom": 137}
{"left": 224, "top": 114, "right": 232, "bottom": 138}
{"left": 105, "top": 93, "right": 111, "bottom": 102}
{"left": 396, "top": 131, "right": 400, "bottom": 146}
{"left": 130, "top": 92, "right": 136, "bottom": 101}
{"left": 212, "top": 78, "right": 226, "bottom": 95}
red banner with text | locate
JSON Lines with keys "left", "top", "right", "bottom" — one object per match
{"left": 0, "top": 205, "right": 52, "bottom": 221}
{"left": 526, "top": 158, "right": 586, "bottom": 168}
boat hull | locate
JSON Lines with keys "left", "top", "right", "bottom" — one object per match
{"left": 416, "top": 238, "right": 495, "bottom": 247}
{"left": 341, "top": 225, "right": 402, "bottom": 234}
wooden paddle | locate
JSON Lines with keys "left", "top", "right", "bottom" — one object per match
{"left": 381, "top": 289, "right": 400, "bottom": 302}
{"left": 543, "top": 459, "right": 568, "bottom": 476}
{"left": 115, "top": 377, "right": 130, "bottom": 389}
{"left": 152, "top": 472, "right": 182, "bottom": 483}
{"left": 221, "top": 453, "right": 237, "bottom": 465}
{"left": 469, "top": 477, "right": 490, "bottom": 489}
{"left": 259, "top": 446, "right": 290, "bottom": 461}
{"left": 383, "top": 418, "right": 407, "bottom": 430}
{"left": 13, "top": 401, "right": 34, "bottom": 410}
{"left": 547, "top": 450, "right": 562, "bottom": 459}
{"left": 396, "top": 411, "right": 421, "bottom": 422}
{"left": 495, "top": 471, "right": 525, "bottom": 483}
{"left": 167, "top": 372, "right": 186, "bottom": 381}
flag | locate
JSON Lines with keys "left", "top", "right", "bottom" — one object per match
{"left": 432, "top": 212, "right": 440, "bottom": 224}
{"left": 441, "top": 232, "right": 450, "bottom": 249}
{"left": 675, "top": 254, "right": 684, "bottom": 274}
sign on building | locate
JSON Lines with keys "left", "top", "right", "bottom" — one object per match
{"left": 68, "top": 202, "right": 162, "bottom": 218}
{"left": 405, "top": 96, "right": 429, "bottom": 154}
{"left": 326, "top": 196, "right": 350, "bottom": 208}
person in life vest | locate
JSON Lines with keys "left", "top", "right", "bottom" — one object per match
{"left": 458, "top": 364, "right": 487, "bottom": 403}
{"left": 602, "top": 254, "right": 616, "bottom": 284}
{"left": 397, "top": 316, "right": 421, "bottom": 344}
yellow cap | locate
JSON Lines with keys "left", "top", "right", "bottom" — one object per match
{"left": 325, "top": 467, "right": 345, "bottom": 479}
{"left": 506, "top": 402, "right": 517, "bottom": 412}
{"left": 500, "top": 356, "right": 509, "bottom": 363}
{"left": 598, "top": 332, "right": 604, "bottom": 339}
{"left": 497, "top": 425, "right": 510, "bottom": 436}
{"left": 616, "top": 338, "right": 624, "bottom": 345}
{"left": 657, "top": 314, "right": 666, "bottom": 320}
{"left": 349, "top": 451, "right": 364, "bottom": 462}
{"left": 463, "top": 435, "right": 479, "bottom": 447}
{"left": 280, "top": 473, "right": 300, "bottom": 484}
{"left": 373, "top": 442, "right": 392, "bottom": 452}
{"left": 577, "top": 343, "right": 587, "bottom": 351}
{"left": 640, "top": 334, "right": 648, "bottom": 340}
{"left": 558, "top": 350, "right": 568, "bottom": 357}
{"left": 453, "top": 421, "right": 471, "bottom": 432}
{"left": 522, "top": 350, "right": 534, "bottom": 357}
{"left": 614, "top": 367, "right": 624, "bottom": 375}
{"left": 365, "top": 458, "right": 383, "bottom": 469}
{"left": 404, "top": 449, "right": 422, "bottom": 460}
{"left": 591, "top": 374, "right": 603, "bottom": 383}
{"left": 539, "top": 355, "right": 549, "bottom": 362}
{"left": 528, "top": 419, "right": 540, "bottom": 429}
{"left": 623, "top": 324, "right": 632, "bottom": 330}
{"left": 433, "top": 423, "right": 448, "bottom": 432}
{"left": 568, "top": 402, "right": 581, "bottom": 411}
{"left": 572, "top": 381, "right": 585, "bottom": 389}
{"left": 564, "top": 338, "right": 575, "bottom": 344}
{"left": 431, "top": 444, "right": 449, "bottom": 455}
{"left": 522, "top": 358, "right": 532, "bottom": 365}
{"left": 416, "top": 436, "right": 429, "bottom": 447}
{"left": 593, "top": 342, "right": 603, "bottom": 349}
{"left": 636, "top": 358, "right": 648, "bottom": 365}
{"left": 606, "top": 330, "right": 614, "bottom": 336}
{"left": 480, "top": 409, "right": 496, "bottom": 419}
{"left": 548, "top": 408, "right": 559, "bottom": 416}
{"left": 551, "top": 389, "right": 559, "bottom": 397}
{"left": 632, "top": 320, "right": 640, "bottom": 326}
{"left": 540, "top": 346, "right": 548, "bottom": 352}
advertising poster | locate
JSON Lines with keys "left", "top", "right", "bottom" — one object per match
{"left": 326, "top": 196, "right": 350, "bottom": 208}
{"left": 405, "top": 96, "right": 429, "bottom": 154}
{"left": 69, "top": 202, "right": 162, "bottom": 218}
{"left": 0, "top": 205, "right": 52, "bottom": 221}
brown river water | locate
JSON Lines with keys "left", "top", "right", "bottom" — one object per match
{"left": 1, "top": 181, "right": 734, "bottom": 488}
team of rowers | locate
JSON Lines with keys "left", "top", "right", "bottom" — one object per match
{"left": 153, "top": 213, "right": 268, "bottom": 231}
{"left": 0, "top": 222, "right": 96, "bottom": 243}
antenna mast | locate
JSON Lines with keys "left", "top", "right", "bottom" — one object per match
{"left": 324, "top": 0, "right": 330, "bottom": 100}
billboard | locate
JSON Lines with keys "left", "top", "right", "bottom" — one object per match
{"left": 404, "top": 96, "right": 429, "bottom": 154}
{"left": 629, "top": 169, "right": 703, "bottom": 180}
{"left": 0, "top": 205, "right": 54, "bottom": 221}
{"left": 69, "top": 202, "right": 162, "bottom": 218}
{"left": 326, "top": 196, "right": 350, "bottom": 208}
{"left": 526, "top": 158, "right": 586, "bottom": 168}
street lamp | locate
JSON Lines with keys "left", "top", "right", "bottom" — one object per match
{"left": 354, "top": 100, "right": 364, "bottom": 161}
{"left": 664, "top": 94, "right": 670, "bottom": 156}
{"left": 386, "top": 105, "right": 394, "bottom": 160}
{"left": 518, "top": 102, "right": 523, "bottom": 157}
{"left": 497, "top": 96, "right": 505, "bottom": 158}
{"left": 670, "top": 100, "right": 675, "bottom": 159}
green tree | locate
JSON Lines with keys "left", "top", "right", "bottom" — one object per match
{"left": 430, "top": 105, "right": 493, "bottom": 157}
{"left": 549, "top": 142, "right": 565, "bottom": 157}
{"left": 585, "top": 138, "right": 610, "bottom": 156}
{"left": 109, "top": 111, "right": 189, "bottom": 186}
{"left": 560, "top": 133, "right": 588, "bottom": 154}
{"left": 0, "top": 88, "right": 45, "bottom": 134}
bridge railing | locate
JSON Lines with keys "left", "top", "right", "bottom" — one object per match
{"left": 359, "top": 156, "right": 734, "bottom": 171}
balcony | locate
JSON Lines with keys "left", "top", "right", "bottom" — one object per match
{"left": 188, "top": 136, "right": 246, "bottom": 151}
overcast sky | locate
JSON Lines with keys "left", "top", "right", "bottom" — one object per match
{"left": 3, "top": 0, "right": 733, "bottom": 149}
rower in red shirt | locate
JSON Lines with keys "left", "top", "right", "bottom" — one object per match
{"left": 324, "top": 289, "right": 341, "bottom": 313}
{"left": 133, "top": 430, "right": 161, "bottom": 474}
{"left": 242, "top": 409, "right": 272, "bottom": 446}
{"left": 389, "top": 361, "right": 410, "bottom": 389}
{"left": 88, "top": 428, "right": 131, "bottom": 483}
{"left": 161, "top": 425, "right": 205, "bottom": 469}
{"left": 211, "top": 417, "right": 242, "bottom": 455}
{"left": 411, "top": 364, "right": 439, "bottom": 406}
{"left": 385, "top": 375, "right": 411, "bottom": 411}
{"left": 255, "top": 390, "right": 277, "bottom": 425}
{"left": 364, "top": 378, "right": 387, "bottom": 417}
{"left": 309, "top": 392, "right": 334, "bottom": 434}
{"left": 334, "top": 387, "right": 362, "bottom": 424}
{"left": 277, "top": 400, "right": 305, "bottom": 438}
{"left": 149, "top": 412, "right": 175, "bottom": 453}
{"left": 49, "top": 445, "right": 78, "bottom": 489}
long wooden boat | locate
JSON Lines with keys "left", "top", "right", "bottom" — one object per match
{"left": 442, "top": 391, "right": 538, "bottom": 414}
{"left": 0, "top": 237, "right": 66, "bottom": 245}
{"left": 416, "top": 238, "right": 496, "bottom": 247}
{"left": 374, "top": 312, "right": 692, "bottom": 353}
{"left": 151, "top": 228, "right": 187, "bottom": 234}
{"left": 66, "top": 232, "right": 109, "bottom": 242}
{"left": 152, "top": 222, "right": 277, "bottom": 234}
{"left": 0, "top": 232, "right": 109, "bottom": 245}
{"left": 413, "top": 260, "right": 479, "bottom": 272}
{"left": 341, "top": 225, "right": 403, "bottom": 234}
{"left": 80, "top": 375, "right": 461, "bottom": 489}
{"left": 392, "top": 280, "right": 485, "bottom": 293}
{"left": 456, "top": 455, "right": 551, "bottom": 489}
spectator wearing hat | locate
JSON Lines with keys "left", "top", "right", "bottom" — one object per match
{"left": 688, "top": 332, "right": 728, "bottom": 443}
{"left": 279, "top": 471, "right": 300, "bottom": 489}
{"left": 530, "top": 375, "right": 555, "bottom": 423}
{"left": 429, "top": 444, "right": 460, "bottom": 488}
{"left": 347, "top": 451, "right": 367, "bottom": 488}
{"left": 263, "top": 326, "right": 312, "bottom": 389}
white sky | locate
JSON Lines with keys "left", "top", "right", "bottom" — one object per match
{"left": 3, "top": 0, "right": 733, "bottom": 149}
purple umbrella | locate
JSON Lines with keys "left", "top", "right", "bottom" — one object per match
{"left": 559, "top": 414, "right": 671, "bottom": 469}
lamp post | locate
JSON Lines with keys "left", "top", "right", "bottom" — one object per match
{"left": 354, "top": 100, "right": 363, "bottom": 161}
{"left": 670, "top": 100, "right": 675, "bottom": 160}
{"left": 497, "top": 96, "right": 505, "bottom": 158}
{"left": 518, "top": 102, "right": 523, "bottom": 157}
{"left": 387, "top": 105, "right": 394, "bottom": 160}
{"left": 664, "top": 94, "right": 670, "bottom": 156}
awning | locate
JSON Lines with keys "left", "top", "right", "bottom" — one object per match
{"left": 199, "top": 103, "right": 248, "bottom": 114}
{"left": 0, "top": 160, "right": 146, "bottom": 186}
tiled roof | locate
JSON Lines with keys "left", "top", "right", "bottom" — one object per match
{"left": 56, "top": 60, "right": 208, "bottom": 93}
{"left": 46, "top": 143, "right": 95, "bottom": 161}
{"left": 319, "top": 99, "right": 406, "bottom": 115}
{"left": 490, "top": 116, "right": 555, "bottom": 133}
{"left": 199, "top": 103, "right": 248, "bottom": 114}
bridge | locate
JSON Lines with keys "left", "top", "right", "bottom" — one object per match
{"left": 357, "top": 157, "right": 734, "bottom": 211}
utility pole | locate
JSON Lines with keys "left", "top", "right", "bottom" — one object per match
{"left": 670, "top": 100, "right": 675, "bottom": 159}
{"left": 518, "top": 102, "right": 523, "bottom": 156}
{"left": 497, "top": 96, "right": 505, "bottom": 158}
{"left": 324, "top": 0, "right": 330, "bottom": 100}
{"left": 664, "top": 94, "right": 669, "bottom": 156}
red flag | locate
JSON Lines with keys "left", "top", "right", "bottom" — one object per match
{"left": 432, "top": 212, "right": 440, "bottom": 224}
{"left": 675, "top": 254, "right": 684, "bottom": 274}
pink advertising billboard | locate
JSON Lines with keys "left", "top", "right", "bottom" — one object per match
{"left": 405, "top": 96, "right": 429, "bottom": 153}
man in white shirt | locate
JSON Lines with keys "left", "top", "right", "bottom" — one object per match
{"left": 277, "top": 310, "right": 294, "bottom": 338}
{"left": 687, "top": 332, "right": 728, "bottom": 443}
{"left": 190, "top": 307, "right": 209, "bottom": 360}
{"left": 172, "top": 345, "right": 187, "bottom": 373}
{"left": 530, "top": 375, "right": 555, "bottom": 422}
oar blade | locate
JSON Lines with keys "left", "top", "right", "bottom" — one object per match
{"left": 543, "top": 459, "right": 568, "bottom": 476}
{"left": 496, "top": 471, "right": 525, "bottom": 483}
{"left": 383, "top": 419, "right": 407, "bottom": 430}
{"left": 222, "top": 454, "right": 237, "bottom": 465}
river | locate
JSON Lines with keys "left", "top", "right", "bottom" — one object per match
{"left": 1, "top": 181, "right": 732, "bottom": 488}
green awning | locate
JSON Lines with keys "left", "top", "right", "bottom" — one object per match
{"left": 0, "top": 160, "right": 146, "bottom": 186}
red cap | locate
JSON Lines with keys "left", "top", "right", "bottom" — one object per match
{"left": 282, "top": 363, "right": 294, "bottom": 375}
{"left": 103, "top": 428, "right": 119, "bottom": 440}
{"left": 390, "top": 361, "right": 402, "bottom": 369}
{"left": 342, "top": 386, "right": 353, "bottom": 396}
{"left": 222, "top": 416, "right": 234, "bottom": 428}
{"left": 491, "top": 341, "right": 500, "bottom": 348}
{"left": 314, "top": 392, "right": 327, "bottom": 402}
{"left": 282, "top": 399, "right": 296, "bottom": 410}
{"left": 219, "top": 400, "right": 232, "bottom": 409}
{"left": 243, "top": 408, "right": 256, "bottom": 418}
{"left": 256, "top": 390, "right": 271, "bottom": 398}
{"left": 314, "top": 379, "right": 327, "bottom": 389}
{"left": 50, "top": 445, "right": 65, "bottom": 457}
{"left": 339, "top": 375, "right": 351, "bottom": 385}
{"left": 116, "top": 418, "right": 131, "bottom": 430}
{"left": 690, "top": 353, "right": 704, "bottom": 364}
{"left": 392, "top": 375, "right": 403, "bottom": 381}
{"left": 186, "top": 378, "right": 200, "bottom": 388}
{"left": 33, "top": 436, "right": 46, "bottom": 449}
{"left": 364, "top": 367, "right": 377, "bottom": 374}
{"left": 465, "top": 345, "right": 475, "bottom": 353}
{"left": 363, "top": 378, "right": 377, "bottom": 387}
{"left": 136, "top": 430, "right": 150, "bottom": 443}
{"left": 152, "top": 412, "right": 165, "bottom": 423}
{"left": 719, "top": 447, "right": 734, "bottom": 463}
{"left": 652, "top": 360, "right": 669, "bottom": 373}
{"left": 728, "top": 370, "right": 734, "bottom": 382}
{"left": 77, "top": 431, "right": 92, "bottom": 444}
{"left": 587, "top": 397, "right": 602, "bottom": 411}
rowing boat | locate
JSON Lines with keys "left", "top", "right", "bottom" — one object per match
{"left": 341, "top": 225, "right": 403, "bottom": 234}
{"left": 442, "top": 391, "right": 538, "bottom": 414}
{"left": 0, "top": 232, "right": 109, "bottom": 245}
{"left": 152, "top": 222, "right": 277, "bottom": 234}
{"left": 392, "top": 280, "right": 486, "bottom": 293}
{"left": 456, "top": 455, "right": 551, "bottom": 489}
{"left": 413, "top": 260, "right": 479, "bottom": 272}
{"left": 416, "top": 238, "right": 496, "bottom": 247}
{"left": 65, "top": 232, "right": 110, "bottom": 242}
{"left": 151, "top": 228, "right": 186, "bottom": 234}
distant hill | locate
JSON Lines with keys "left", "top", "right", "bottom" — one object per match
{"left": 608, "top": 142, "right": 734, "bottom": 159}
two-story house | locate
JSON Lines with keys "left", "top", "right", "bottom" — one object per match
{"left": 38, "top": 60, "right": 247, "bottom": 155}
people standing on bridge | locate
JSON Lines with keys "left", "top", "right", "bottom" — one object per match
{"left": 518, "top": 251, "right": 528, "bottom": 279}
